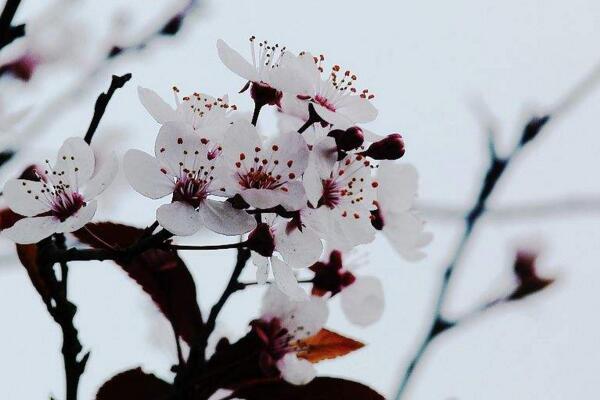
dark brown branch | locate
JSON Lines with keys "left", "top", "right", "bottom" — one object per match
{"left": 84, "top": 73, "right": 132, "bottom": 144}
{"left": 38, "top": 235, "right": 89, "bottom": 400}
{"left": 166, "top": 241, "right": 248, "bottom": 251}
{"left": 0, "top": 0, "right": 25, "bottom": 50}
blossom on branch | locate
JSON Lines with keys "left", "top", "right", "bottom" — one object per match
{"left": 124, "top": 121, "right": 256, "bottom": 236}
{"left": 2, "top": 137, "right": 117, "bottom": 243}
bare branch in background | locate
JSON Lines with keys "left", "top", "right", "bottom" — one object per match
{"left": 419, "top": 196, "right": 600, "bottom": 221}
{"left": 394, "top": 59, "right": 600, "bottom": 399}
{"left": 11, "top": 0, "right": 200, "bottom": 150}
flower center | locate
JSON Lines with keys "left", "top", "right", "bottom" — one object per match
{"left": 50, "top": 191, "right": 84, "bottom": 222}
{"left": 314, "top": 94, "right": 336, "bottom": 112}
{"left": 238, "top": 169, "right": 280, "bottom": 190}
{"left": 174, "top": 176, "right": 209, "bottom": 208}
{"left": 320, "top": 179, "right": 342, "bottom": 208}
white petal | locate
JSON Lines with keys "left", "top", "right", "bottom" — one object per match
{"left": 274, "top": 223, "right": 323, "bottom": 269}
{"left": 302, "top": 163, "right": 323, "bottom": 207}
{"left": 137, "top": 86, "right": 176, "bottom": 124}
{"left": 278, "top": 181, "right": 307, "bottom": 211}
{"left": 221, "top": 120, "right": 263, "bottom": 169}
{"left": 216, "top": 39, "right": 259, "bottom": 82}
{"left": 383, "top": 211, "right": 432, "bottom": 261}
{"left": 311, "top": 137, "right": 337, "bottom": 177}
{"left": 123, "top": 149, "right": 175, "bottom": 199}
{"left": 376, "top": 162, "right": 418, "bottom": 213}
{"left": 53, "top": 137, "right": 95, "bottom": 188}
{"left": 252, "top": 253, "right": 270, "bottom": 285}
{"left": 341, "top": 276, "right": 385, "bottom": 326}
{"left": 83, "top": 152, "right": 118, "bottom": 200}
{"left": 281, "top": 295, "right": 328, "bottom": 340}
{"left": 57, "top": 200, "right": 97, "bottom": 233}
{"left": 337, "top": 95, "right": 378, "bottom": 124}
{"left": 2, "top": 216, "right": 59, "bottom": 244}
{"left": 269, "top": 130, "right": 310, "bottom": 177}
{"left": 311, "top": 104, "right": 352, "bottom": 128}
{"left": 271, "top": 257, "right": 308, "bottom": 301}
{"left": 261, "top": 285, "right": 293, "bottom": 318}
{"left": 198, "top": 198, "right": 256, "bottom": 235}
{"left": 3, "top": 179, "right": 51, "bottom": 216}
{"left": 156, "top": 201, "right": 202, "bottom": 236}
{"left": 240, "top": 188, "right": 284, "bottom": 210}
{"left": 278, "top": 354, "right": 316, "bottom": 385}
{"left": 154, "top": 121, "right": 203, "bottom": 169}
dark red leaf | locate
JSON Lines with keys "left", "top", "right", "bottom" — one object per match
{"left": 96, "top": 367, "right": 172, "bottom": 400}
{"left": 73, "top": 222, "right": 203, "bottom": 345}
{"left": 232, "top": 377, "right": 385, "bottom": 400}
{"left": 16, "top": 244, "right": 52, "bottom": 302}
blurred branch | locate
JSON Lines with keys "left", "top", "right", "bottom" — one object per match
{"left": 12, "top": 0, "right": 200, "bottom": 150}
{"left": 0, "top": 0, "right": 25, "bottom": 50}
{"left": 394, "top": 60, "right": 600, "bottom": 398}
{"left": 84, "top": 73, "right": 132, "bottom": 144}
{"left": 419, "top": 196, "right": 600, "bottom": 221}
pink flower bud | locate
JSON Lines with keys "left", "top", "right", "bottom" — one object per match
{"left": 328, "top": 126, "right": 365, "bottom": 152}
{"left": 362, "top": 133, "right": 405, "bottom": 160}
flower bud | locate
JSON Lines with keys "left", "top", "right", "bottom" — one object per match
{"left": 246, "top": 223, "right": 275, "bottom": 257}
{"left": 362, "top": 133, "right": 405, "bottom": 160}
{"left": 310, "top": 250, "right": 356, "bottom": 296}
{"left": 250, "top": 82, "right": 282, "bottom": 107}
{"left": 328, "top": 126, "right": 365, "bottom": 152}
{"left": 509, "top": 250, "right": 554, "bottom": 300}
{"left": 369, "top": 203, "right": 384, "bottom": 230}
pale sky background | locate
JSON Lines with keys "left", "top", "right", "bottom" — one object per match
{"left": 1, "top": 0, "right": 600, "bottom": 399}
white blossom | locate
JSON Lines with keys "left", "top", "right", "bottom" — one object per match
{"left": 2, "top": 137, "right": 117, "bottom": 244}
{"left": 123, "top": 121, "right": 256, "bottom": 236}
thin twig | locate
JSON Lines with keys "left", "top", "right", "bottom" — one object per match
{"left": 395, "top": 59, "right": 600, "bottom": 398}
{"left": 0, "top": 0, "right": 25, "bottom": 50}
{"left": 166, "top": 241, "right": 247, "bottom": 251}
{"left": 83, "top": 73, "right": 132, "bottom": 144}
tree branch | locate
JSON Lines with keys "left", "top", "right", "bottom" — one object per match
{"left": 83, "top": 73, "right": 132, "bottom": 144}
{"left": 0, "top": 0, "right": 25, "bottom": 50}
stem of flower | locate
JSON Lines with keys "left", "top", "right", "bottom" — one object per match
{"left": 297, "top": 103, "right": 325, "bottom": 134}
{"left": 251, "top": 102, "right": 263, "bottom": 126}
{"left": 166, "top": 241, "right": 248, "bottom": 251}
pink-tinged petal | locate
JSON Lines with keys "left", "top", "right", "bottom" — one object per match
{"left": 54, "top": 137, "right": 95, "bottom": 188}
{"left": 277, "top": 354, "right": 316, "bottom": 385}
{"left": 123, "top": 149, "right": 174, "bottom": 199}
{"left": 383, "top": 211, "right": 432, "bottom": 261}
{"left": 240, "top": 188, "right": 283, "bottom": 210}
{"left": 3, "top": 179, "right": 51, "bottom": 216}
{"left": 302, "top": 163, "right": 322, "bottom": 208}
{"left": 58, "top": 200, "right": 97, "bottom": 233}
{"left": 216, "top": 39, "right": 259, "bottom": 82}
{"left": 156, "top": 201, "right": 202, "bottom": 236}
{"left": 376, "top": 162, "right": 418, "bottom": 213}
{"left": 312, "top": 137, "right": 337, "bottom": 177}
{"left": 336, "top": 95, "right": 378, "bottom": 123}
{"left": 311, "top": 104, "right": 352, "bottom": 128}
{"left": 274, "top": 222, "right": 323, "bottom": 269}
{"left": 340, "top": 276, "right": 384, "bottom": 326}
{"left": 198, "top": 198, "right": 256, "bottom": 235}
{"left": 2, "top": 216, "right": 59, "bottom": 244}
{"left": 83, "top": 152, "right": 118, "bottom": 200}
{"left": 252, "top": 253, "right": 270, "bottom": 285}
{"left": 271, "top": 257, "right": 308, "bottom": 301}
{"left": 278, "top": 181, "right": 307, "bottom": 211}
{"left": 137, "top": 86, "right": 176, "bottom": 124}
{"left": 294, "top": 52, "right": 321, "bottom": 93}
{"left": 269, "top": 53, "right": 314, "bottom": 95}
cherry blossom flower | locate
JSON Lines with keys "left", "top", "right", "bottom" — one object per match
{"left": 123, "top": 121, "right": 255, "bottom": 236}
{"left": 372, "top": 162, "right": 432, "bottom": 261}
{"left": 302, "top": 137, "right": 377, "bottom": 251}
{"left": 137, "top": 86, "right": 236, "bottom": 139}
{"left": 247, "top": 217, "right": 323, "bottom": 300}
{"left": 251, "top": 286, "right": 328, "bottom": 385}
{"left": 217, "top": 120, "right": 310, "bottom": 211}
{"left": 290, "top": 52, "right": 378, "bottom": 128}
{"left": 311, "top": 250, "right": 384, "bottom": 326}
{"left": 217, "top": 37, "right": 304, "bottom": 108}
{"left": 2, "top": 137, "right": 117, "bottom": 244}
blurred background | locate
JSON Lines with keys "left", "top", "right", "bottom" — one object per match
{"left": 1, "top": 0, "right": 600, "bottom": 398}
